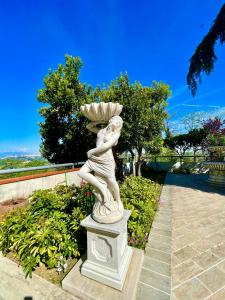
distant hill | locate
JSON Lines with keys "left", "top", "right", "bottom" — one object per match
{"left": 0, "top": 152, "right": 41, "bottom": 159}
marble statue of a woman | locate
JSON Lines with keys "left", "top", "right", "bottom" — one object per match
{"left": 78, "top": 114, "right": 124, "bottom": 224}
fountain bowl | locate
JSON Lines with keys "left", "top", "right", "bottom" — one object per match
{"left": 80, "top": 102, "right": 123, "bottom": 122}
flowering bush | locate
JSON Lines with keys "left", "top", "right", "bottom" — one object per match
{"left": 203, "top": 117, "right": 225, "bottom": 135}
{"left": 203, "top": 117, "right": 225, "bottom": 146}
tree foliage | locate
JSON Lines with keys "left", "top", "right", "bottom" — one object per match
{"left": 94, "top": 74, "right": 171, "bottom": 175}
{"left": 38, "top": 55, "right": 95, "bottom": 163}
{"left": 164, "top": 128, "right": 207, "bottom": 159}
{"left": 164, "top": 133, "right": 191, "bottom": 156}
{"left": 203, "top": 117, "right": 225, "bottom": 146}
{"left": 187, "top": 4, "right": 225, "bottom": 95}
{"left": 182, "top": 112, "right": 204, "bottom": 131}
{"left": 38, "top": 57, "right": 170, "bottom": 173}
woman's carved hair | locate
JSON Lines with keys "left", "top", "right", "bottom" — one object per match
{"left": 109, "top": 116, "right": 123, "bottom": 132}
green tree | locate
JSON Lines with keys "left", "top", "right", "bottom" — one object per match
{"left": 164, "top": 133, "right": 191, "bottom": 157}
{"left": 38, "top": 55, "right": 95, "bottom": 163}
{"left": 182, "top": 112, "right": 204, "bottom": 132}
{"left": 95, "top": 74, "right": 171, "bottom": 176}
{"left": 188, "top": 128, "right": 207, "bottom": 161}
{"left": 164, "top": 128, "right": 207, "bottom": 161}
{"left": 187, "top": 4, "right": 225, "bottom": 95}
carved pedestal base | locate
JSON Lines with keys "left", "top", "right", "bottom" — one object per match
{"left": 80, "top": 210, "right": 133, "bottom": 290}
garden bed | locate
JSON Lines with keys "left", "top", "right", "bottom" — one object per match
{"left": 0, "top": 198, "right": 28, "bottom": 221}
{"left": 0, "top": 173, "right": 163, "bottom": 284}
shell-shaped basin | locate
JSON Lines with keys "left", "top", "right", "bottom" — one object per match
{"left": 80, "top": 102, "right": 123, "bottom": 122}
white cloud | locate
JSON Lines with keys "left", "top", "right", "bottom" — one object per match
{"left": 181, "top": 104, "right": 202, "bottom": 107}
{"left": 168, "top": 85, "right": 225, "bottom": 111}
{"left": 208, "top": 105, "right": 220, "bottom": 108}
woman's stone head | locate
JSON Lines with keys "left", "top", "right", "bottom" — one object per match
{"left": 109, "top": 116, "right": 123, "bottom": 132}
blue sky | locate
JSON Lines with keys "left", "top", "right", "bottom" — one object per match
{"left": 0, "top": 0, "right": 225, "bottom": 153}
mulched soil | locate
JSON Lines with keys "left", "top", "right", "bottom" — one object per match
{"left": 0, "top": 198, "right": 28, "bottom": 220}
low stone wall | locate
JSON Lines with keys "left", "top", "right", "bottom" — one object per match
{"left": 0, "top": 168, "right": 81, "bottom": 203}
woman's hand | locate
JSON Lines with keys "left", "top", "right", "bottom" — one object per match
{"left": 87, "top": 149, "right": 96, "bottom": 158}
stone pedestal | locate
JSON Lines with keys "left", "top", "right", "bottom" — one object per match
{"left": 80, "top": 210, "right": 133, "bottom": 290}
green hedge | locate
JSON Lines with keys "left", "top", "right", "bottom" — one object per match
{"left": 121, "top": 176, "right": 159, "bottom": 248}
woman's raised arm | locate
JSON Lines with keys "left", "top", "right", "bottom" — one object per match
{"left": 89, "top": 133, "right": 120, "bottom": 156}
{"left": 86, "top": 121, "right": 105, "bottom": 134}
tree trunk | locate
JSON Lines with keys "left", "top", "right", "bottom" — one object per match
{"left": 130, "top": 150, "right": 136, "bottom": 177}
{"left": 137, "top": 148, "right": 142, "bottom": 176}
{"left": 132, "top": 160, "right": 136, "bottom": 176}
{"left": 193, "top": 148, "right": 196, "bottom": 162}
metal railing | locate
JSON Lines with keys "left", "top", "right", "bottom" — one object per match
{"left": 146, "top": 155, "right": 210, "bottom": 163}
{"left": 0, "top": 162, "right": 85, "bottom": 175}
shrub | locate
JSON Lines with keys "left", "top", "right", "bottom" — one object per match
{"left": 0, "top": 184, "right": 95, "bottom": 278}
{"left": 0, "top": 176, "right": 161, "bottom": 278}
{"left": 121, "top": 176, "right": 159, "bottom": 249}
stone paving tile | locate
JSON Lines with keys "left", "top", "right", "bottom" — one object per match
{"left": 211, "top": 243, "right": 225, "bottom": 259}
{"left": 173, "top": 278, "right": 211, "bottom": 300}
{"left": 173, "top": 245, "right": 198, "bottom": 263}
{"left": 136, "top": 282, "right": 170, "bottom": 300}
{"left": 206, "top": 233, "right": 225, "bottom": 246}
{"left": 198, "top": 267, "right": 225, "bottom": 293}
{"left": 153, "top": 217, "right": 171, "bottom": 226}
{"left": 172, "top": 226, "right": 192, "bottom": 238}
{"left": 192, "top": 250, "right": 221, "bottom": 269}
{"left": 152, "top": 221, "right": 171, "bottom": 231}
{"left": 172, "top": 272, "right": 181, "bottom": 287}
{"left": 145, "top": 247, "right": 171, "bottom": 264}
{"left": 217, "top": 259, "right": 225, "bottom": 272}
{"left": 191, "top": 238, "right": 215, "bottom": 253}
{"left": 173, "top": 259, "right": 203, "bottom": 284}
{"left": 209, "top": 213, "right": 225, "bottom": 224}
{"left": 139, "top": 266, "right": 171, "bottom": 293}
{"left": 208, "top": 287, "right": 225, "bottom": 300}
{"left": 148, "top": 233, "right": 171, "bottom": 245}
{"left": 171, "top": 254, "right": 180, "bottom": 268}
{"left": 150, "top": 227, "right": 172, "bottom": 237}
{"left": 172, "top": 235, "right": 196, "bottom": 252}
{"left": 142, "top": 256, "right": 170, "bottom": 277}
{"left": 147, "top": 239, "right": 171, "bottom": 253}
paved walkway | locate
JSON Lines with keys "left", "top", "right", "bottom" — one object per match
{"left": 136, "top": 174, "right": 172, "bottom": 300}
{"left": 136, "top": 173, "right": 225, "bottom": 300}
{"left": 0, "top": 253, "right": 78, "bottom": 300}
{"left": 170, "top": 174, "right": 225, "bottom": 300}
